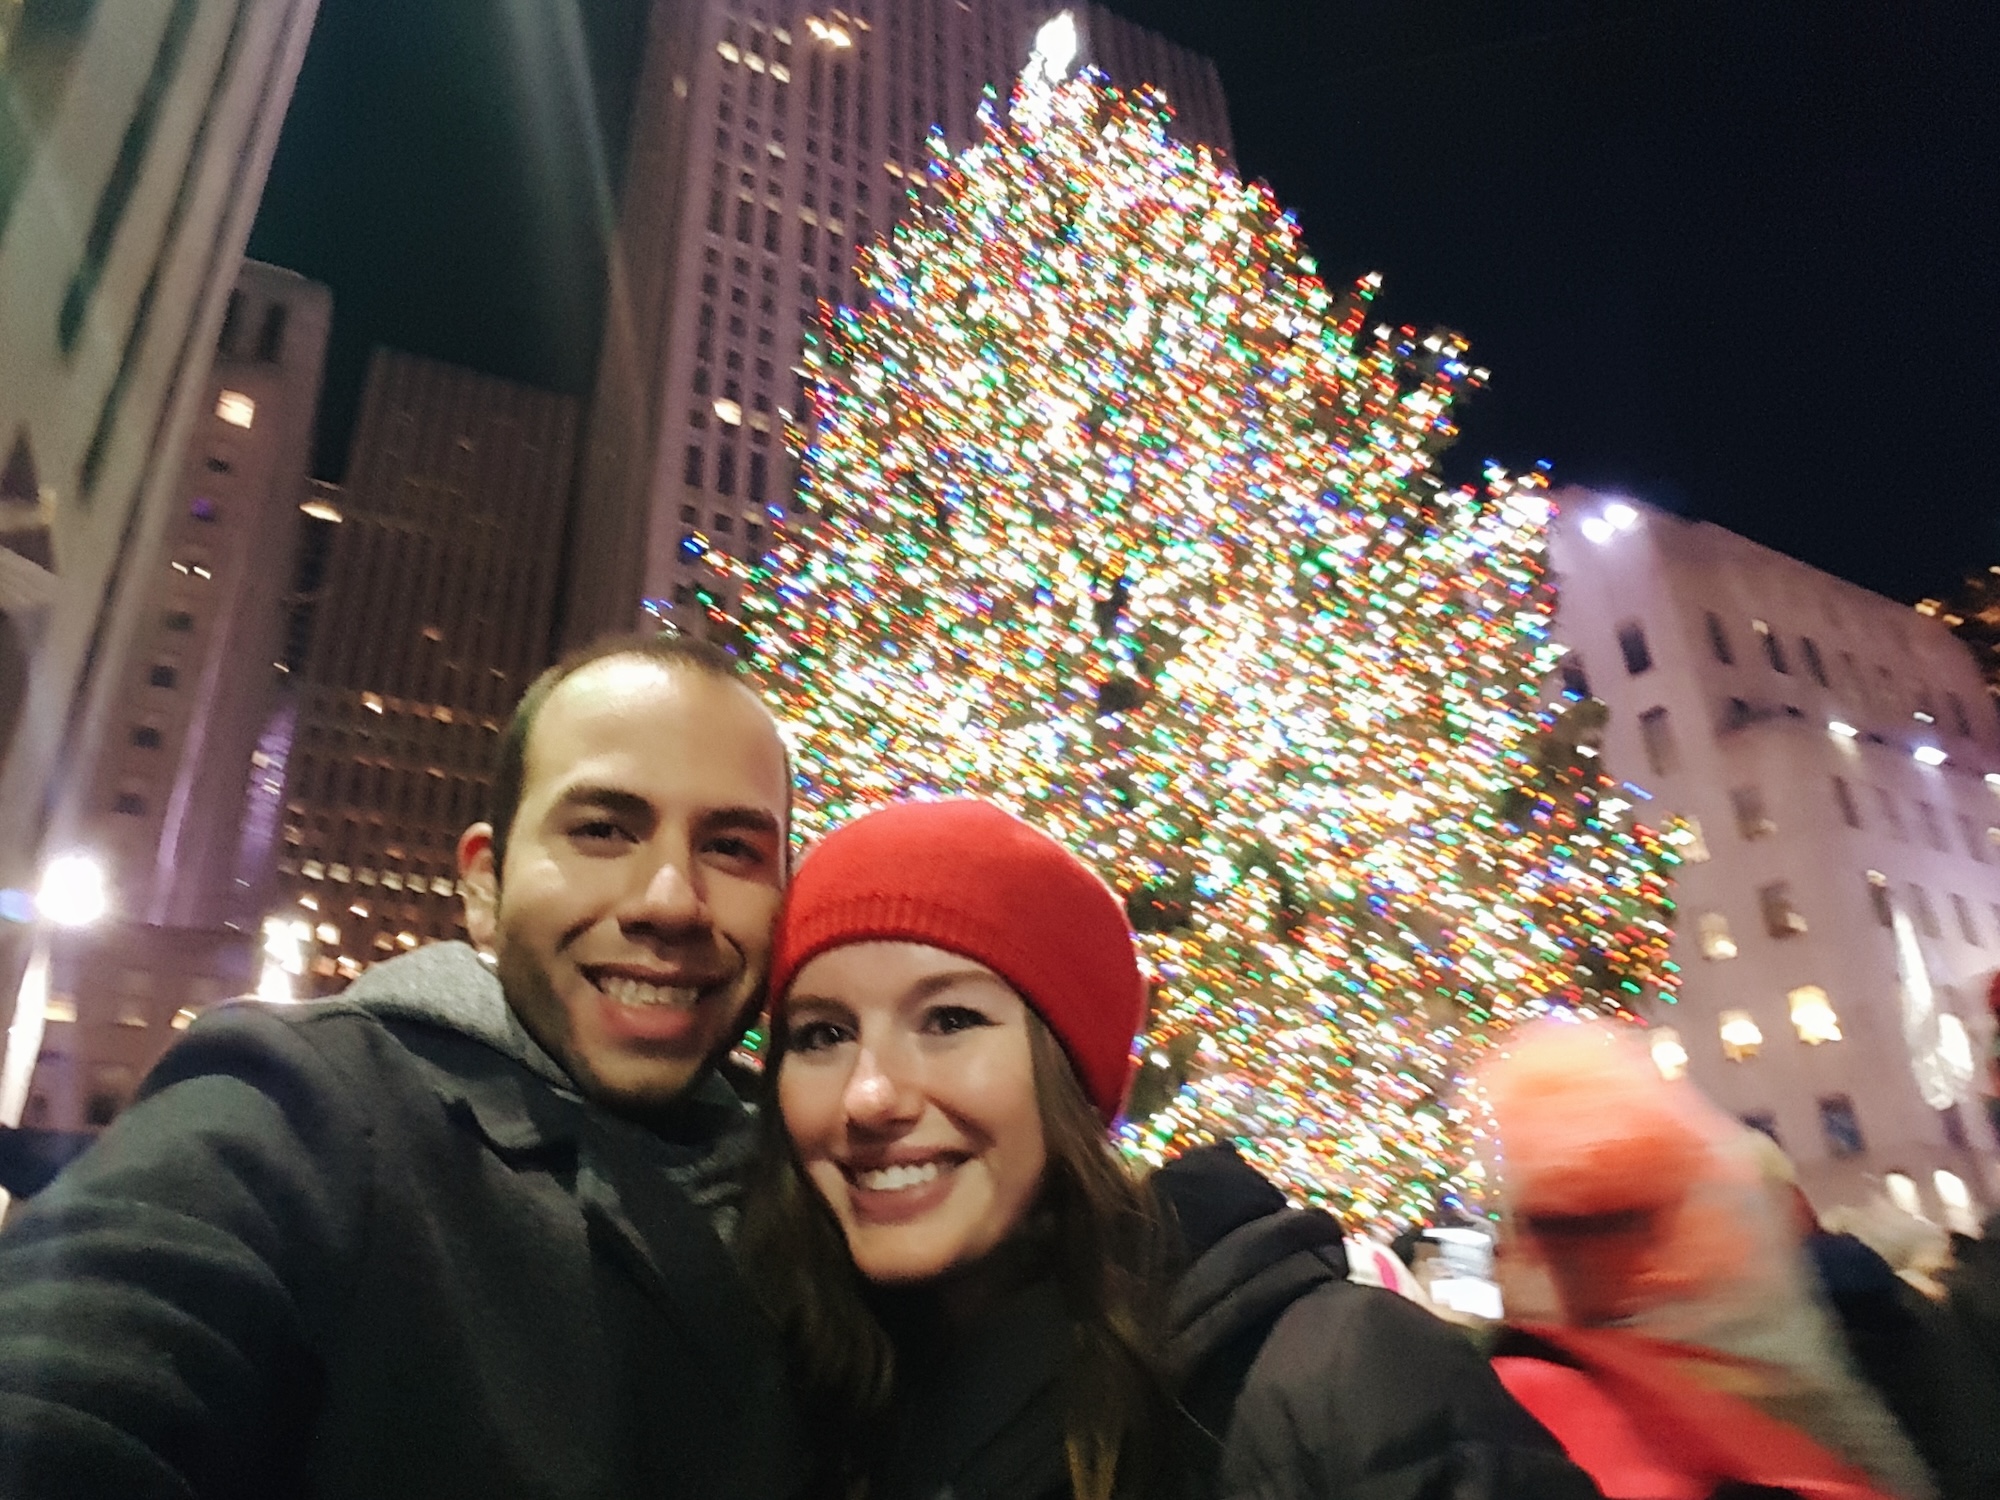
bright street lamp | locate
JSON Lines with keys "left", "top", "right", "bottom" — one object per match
{"left": 37, "top": 853, "right": 108, "bottom": 928}
{"left": 1, "top": 854, "right": 111, "bottom": 1198}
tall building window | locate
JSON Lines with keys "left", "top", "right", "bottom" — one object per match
{"left": 148, "top": 664, "right": 178, "bottom": 689}
{"left": 1719, "top": 1010, "right": 1763, "bottom": 1061}
{"left": 1867, "top": 870, "right": 1894, "bottom": 926}
{"left": 1559, "top": 654, "right": 1590, "bottom": 699}
{"left": 1873, "top": 785, "right": 1905, "bottom": 839}
{"left": 215, "top": 391, "right": 256, "bottom": 429}
{"left": 748, "top": 451, "right": 769, "bottom": 502}
{"left": 1637, "top": 705, "right": 1678, "bottom": 775}
{"left": 1760, "top": 881, "right": 1807, "bottom": 938}
{"left": 1911, "top": 883, "right": 1942, "bottom": 938}
{"left": 1752, "top": 618, "right": 1788, "bottom": 674}
{"left": 112, "top": 791, "right": 145, "bottom": 816}
{"left": 684, "top": 445, "right": 704, "bottom": 487}
{"left": 1788, "top": 986, "right": 1842, "bottom": 1044}
{"left": 1916, "top": 800, "right": 1947, "bottom": 850}
{"left": 1953, "top": 892, "right": 1981, "bottom": 945}
{"left": 1830, "top": 775, "right": 1861, "bottom": 828}
{"left": 716, "top": 448, "right": 738, "bottom": 496}
{"left": 1818, "top": 1095, "right": 1865, "bottom": 1158}
{"left": 1959, "top": 813, "right": 1986, "bottom": 862}
{"left": 130, "top": 725, "right": 162, "bottom": 749}
{"left": 1704, "top": 611, "right": 1734, "bottom": 665}
{"left": 1616, "top": 622, "right": 1652, "bottom": 676}
{"left": 1730, "top": 785, "right": 1774, "bottom": 840}
{"left": 1697, "top": 912, "right": 1738, "bottom": 961}
{"left": 256, "top": 303, "right": 289, "bottom": 363}
{"left": 1800, "top": 636, "right": 1829, "bottom": 686}
{"left": 1947, "top": 691, "right": 1973, "bottom": 738}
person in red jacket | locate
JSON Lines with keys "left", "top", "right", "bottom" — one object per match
{"left": 1474, "top": 1021, "right": 1936, "bottom": 1500}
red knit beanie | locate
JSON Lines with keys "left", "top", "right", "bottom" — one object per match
{"left": 768, "top": 799, "right": 1145, "bottom": 1121}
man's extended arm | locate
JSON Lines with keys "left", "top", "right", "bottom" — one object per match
{"left": 0, "top": 1008, "right": 374, "bottom": 1499}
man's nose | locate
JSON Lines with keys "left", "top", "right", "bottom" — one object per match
{"left": 843, "top": 1044, "right": 920, "bottom": 1131}
{"left": 622, "top": 850, "right": 707, "bottom": 933}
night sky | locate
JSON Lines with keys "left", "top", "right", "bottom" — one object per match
{"left": 246, "top": 0, "right": 1999, "bottom": 603}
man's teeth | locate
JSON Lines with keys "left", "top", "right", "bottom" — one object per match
{"left": 856, "top": 1160, "right": 947, "bottom": 1192}
{"left": 600, "top": 976, "right": 700, "bottom": 1010}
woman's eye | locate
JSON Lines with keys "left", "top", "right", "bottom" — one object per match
{"left": 924, "top": 1005, "right": 993, "bottom": 1036}
{"left": 787, "top": 1020, "right": 850, "bottom": 1053}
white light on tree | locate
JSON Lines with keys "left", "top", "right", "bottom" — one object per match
{"left": 37, "top": 853, "right": 108, "bottom": 928}
{"left": 1602, "top": 501, "right": 1639, "bottom": 530}
{"left": 1579, "top": 515, "right": 1615, "bottom": 545}
{"left": 1913, "top": 745, "right": 1948, "bottom": 766}
{"left": 1828, "top": 720, "right": 1858, "bottom": 739}
{"left": 1025, "top": 11, "right": 1079, "bottom": 92}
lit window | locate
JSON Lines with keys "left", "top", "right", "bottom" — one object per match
{"left": 1935, "top": 1170, "right": 1977, "bottom": 1234}
{"left": 1698, "top": 912, "right": 1738, "bottom": 961}
{"left": 1670, "top": 816, "right": 1710, "bottom": 862}
{"left": 1938, "top": 1013, "right": 1973, "bottom": 1080}
{"left": 1788, "top": 986, "right": 1842, "bottom": 1044}
{"left": 171, "top": 1007, "right": 197, "bottom": 1031}
{"left": 215, "top": 391, "right": 256, "bottom": 428}
{"left": 44, "top": 996, "right": 77, "bottom": 1024}
{"left": 713, "top": 397, "right": 743, "bottom": 425}
{"left": 1719, "top": 1010, "right": 1763, "bottom": 1061}
{"left": 1885, "top": 1172, "right": 1921, "bottom": 1217}
{"left": 1649, "top": 1027, "right": 1688, "bottom": 1081}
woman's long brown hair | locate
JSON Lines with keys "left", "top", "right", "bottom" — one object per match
{"left": 736, "top": 1010, "right": 1179, "bottom": 1500}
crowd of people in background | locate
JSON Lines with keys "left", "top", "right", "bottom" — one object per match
{"left": 0, "top": 631, "right": 1992, "bottom": 1500}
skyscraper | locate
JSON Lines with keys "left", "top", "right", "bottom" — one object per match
{"left": 276, "top": 351, "right": 578, "bottom": 991}
{"left": 0, "top": 0, "right": 322, "bottom": 902}
{"left": 561, "top": 0, "right": 1232, "bottom": 645}
{"left": 22, "top": 259, "right": 329, "bottom": 1133}
{"left": 78, "top": 261, "right": 331, "bottom": 930}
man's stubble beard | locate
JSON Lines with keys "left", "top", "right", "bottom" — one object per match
{"left": 492, "top": 929, "right": 766, "bottom": 1120}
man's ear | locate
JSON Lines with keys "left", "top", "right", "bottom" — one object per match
{"left": 458, "top": 823, "right": 500, "bottom": 951}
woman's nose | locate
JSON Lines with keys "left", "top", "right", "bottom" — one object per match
{"left": 842, "top": 1045, "right": 920, "bottom": 1130}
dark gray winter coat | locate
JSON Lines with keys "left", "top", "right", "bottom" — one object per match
{"left": 0, "top": 942, "right": 805, "bottom": 1500}
{"left": 1159, "top": 1146, "right": 1601, "bottom": 1500}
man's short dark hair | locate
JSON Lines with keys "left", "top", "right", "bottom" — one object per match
{"left": 487, "top": 632, "right": 756, "bottom": 880}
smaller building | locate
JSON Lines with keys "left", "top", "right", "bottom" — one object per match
{"left": 276, "top": 350, "right": 578, "bottom": 990}
{"left": 1550, "top": 489, "right": 2000, "bottom": 1226}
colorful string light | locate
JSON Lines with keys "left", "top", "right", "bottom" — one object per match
{"left": 726, "top": 71, "right": 1678, "bottom": 1226}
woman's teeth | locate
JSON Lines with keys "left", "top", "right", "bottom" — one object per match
{"left": 855, "top": 1160, "right": 946, "bottom": 1192}
{"left": 599, "top": 976, "right": 700, "bottom": 1010}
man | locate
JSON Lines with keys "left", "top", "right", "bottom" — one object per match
{"left": 0, "top": 635, "right": 805, "bottom": 1499}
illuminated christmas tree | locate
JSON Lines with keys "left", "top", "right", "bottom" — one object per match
{"left": 728, "top": 59, "right": 1678, "bottom": 1224}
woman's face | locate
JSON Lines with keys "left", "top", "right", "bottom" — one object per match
{"left": 777, "top": 941, "right": 1048, "bottom": 1284}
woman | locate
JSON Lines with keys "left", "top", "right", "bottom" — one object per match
{"left": 737, "top": 798, "right": 1184, "bottom": 1500}
{"left": 739, "top": 798, "right": 1602, "bottom": 1500}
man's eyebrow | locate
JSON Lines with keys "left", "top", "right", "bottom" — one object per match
{"left": 700, "top": 805, "right": 783, "bottom": 837}
{"left": 551, "top": 785, "right": 655, "bottom": 820}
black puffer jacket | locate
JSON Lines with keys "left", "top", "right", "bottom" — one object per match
{"left": 1157, "top": 1146, "right": 1601, "bottom": 1500}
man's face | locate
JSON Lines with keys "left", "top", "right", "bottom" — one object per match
{"left": 459, "top": 659, "right": 790, "bottom": 1117}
